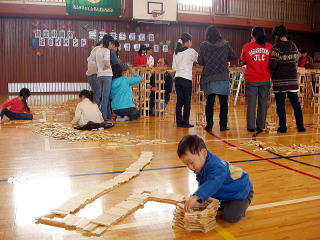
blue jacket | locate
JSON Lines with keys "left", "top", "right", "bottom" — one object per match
{"left": 111, "top": 73, "right": 141, "bottom": 110}
{"left": 194, "top": 151, "right": 252, "bottom": 203}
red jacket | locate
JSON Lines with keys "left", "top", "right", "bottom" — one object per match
{"left": 1, "top": 97, "right": 31, "bottom": 113}
{"left": 134, "top": 55, "right": 147, "bottom": 66}
{"left": 241, "top": 41, "right": 272, "bottom": 82}
{"left": 298, "top": 56, "right": 314, "bottom": 69}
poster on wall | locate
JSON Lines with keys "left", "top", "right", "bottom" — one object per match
{"left": 110, "top": 32, "right": 117, "bottom": 40}
{"left": 138, "top": 33, "right": 145, "bottom": 41}
{"left": 162, "top": 45, "right": 168, "bottom": 52}
{"left": 63, "top": 39, "right": 70, "bottom": 47}
{"left": 153, "top": 44, "right": 159, "bottom": 52}
{"left": 55, "top": 38, "right": 62, "bottom": 47}
{"left": 119, "top": 32, "right": 126, "bottom": 41}
{"left": 134, "top": 44, "right": 140, "bottom": 51}
{"left": 43, "top": 29, "right": 50, "bottom": 38}
{"left": 148, "top": 33, "right": 154, "bottom": 41}
{"left": 66, "top": 0, "right": 121, "bottom": 17}
{"left": 124, "top": 43, "right": 130, "bottom": 51}
{"left": 80, "top": 38, "right": 87, "bottom": 47}
{"left": 48, "top": 38, "right": 54, "bottom": 47}
{"left": 129, "top": 33, "right": 135, "bottom": 41}
{"left": 73, "top": 38, "right": 79, "bottom": 47}
{"left": 89, "top": 30, "right": 97, "bottom": 40}
{"left": 51, "top": 29, "right": 58, "bottom": 38}
{"left": 39, "top": 38, "right": 45, "bottom": 47}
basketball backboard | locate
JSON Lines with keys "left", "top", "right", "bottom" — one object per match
{"left": 132, "top": 0, "right": 177, "bottom": 23}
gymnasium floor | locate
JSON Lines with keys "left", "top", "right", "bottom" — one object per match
{"left": 0, "top": 95, "right": 319, "bottom": 240}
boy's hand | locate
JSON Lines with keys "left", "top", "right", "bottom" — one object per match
{"left": 103, "top": 64, "right": 110, "bottom": 71}
{"left": 184, "top": 195, "right": 200, "bottom": 212}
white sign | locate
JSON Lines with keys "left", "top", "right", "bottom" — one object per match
{"left": 89, "top": 30, "right": 97, "bottom": 40}
{"left": 73, "top": 38, "right": 79, "bottom": 47}
{"left": 47, "top": 38, "right": 54, "bottom": 47}
{"left": 124, "top": 43, "right": 130, "bottom": 51}
{"left": 39, "top": 38, "right": 45, "bottom": 47}
{"left": 148, "top": 33, "right": 155, "bottom": 41}
{"left": 138, "top": 33, "right": 145, "bottom": 41}
{"left": 153, "top": 44, "right": 159, "bottom": 52}
{"left": 63, "top": 39, "right": 69, "bottom": 47}
{"left": 55, "top": 38, "right": 62, "bottom": 47}
{"left": 80, "top": 38, "right": 87, "bottom": 47}
{"left": 119, "top": 32, "right": 126, "bottom": 41}
{"left": 129, "top": 33, "right": 136, "bottom": 41}
{"left": 134, "top": 44, "right": 140, "bottom": 51}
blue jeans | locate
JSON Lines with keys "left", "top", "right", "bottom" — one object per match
{"left": 98, "top": 76, "right": 112, "bottom": 120}
{"left": 87, "top": 74, "right": 101, "bottom": 105}
{"left": 1, "top": 109, "right": 33, "bottom": 120}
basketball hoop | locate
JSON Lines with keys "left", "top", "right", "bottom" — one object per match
{"left": 151, "top": 10, "right": 165, "bottom": 20}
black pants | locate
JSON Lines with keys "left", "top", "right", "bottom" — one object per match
{"left": 114, "top": 107, "right": 140, "bottom": 121}
{"left": 175, "top": 78, "right": 192, "bottom": 126}
{"left": 275, "top": 92, "right": 304, "bottom": 129}
{"left": 205, "top": 94, "right": 228, "bottom": 130}
{"left": 220, "top": 188, "right": 254, "bottom": 223}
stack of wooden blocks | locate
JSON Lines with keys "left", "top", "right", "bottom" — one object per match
{"left": 313, "top": 70, "right": 320, "bottom": 126}
{"left": 193, "top": 67, "right": 206, "bottom": 126}
{"left": 173, "top": 198, "right": 220, "bottom": 233}
{"left": 153, "top": 70, "right": 166, "bottom": 120}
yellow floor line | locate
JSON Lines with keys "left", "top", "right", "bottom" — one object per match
{"left": 121, "top": 145, "right": 238, "bottom": 240}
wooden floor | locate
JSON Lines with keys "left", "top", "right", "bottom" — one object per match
{"left": 0, "top": 94, "right": 319, "bottom": 240}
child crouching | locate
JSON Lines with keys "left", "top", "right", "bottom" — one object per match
{"left": 111, "top": 64, "right": 141, "bottom": 121}
{"left": 177, "top": 135, "right": 253, "bottom": 223}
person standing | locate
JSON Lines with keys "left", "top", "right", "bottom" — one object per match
{"left": 270, "top": 25, "right": 306, "bottom": 133}
{"left": 172, "top": 33, "right": 198, "bottom": 128}
{"left": 95, "top": 34, "right": 115, "bottom": 121}
{"left": 146, "top": 47, "right": 154, "bottom": 67}
{"left": 86, "top": 41, "right": 102, "bottom": 104}
{"left": 198, "top": 25, "right": 236, "bottom": 131}
{"left": 241, "top": 27, "right": 272, "bottom": 132}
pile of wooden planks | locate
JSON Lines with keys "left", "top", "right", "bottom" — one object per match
{"left": 173, "top": 198, "right": 220, "bottom": 232}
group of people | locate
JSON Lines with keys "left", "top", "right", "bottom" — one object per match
{"left": 172, "top": 24, "right": 307, "bottom": 133}
{"left": 0, "top": 25, "right": 312, "bottom": 134}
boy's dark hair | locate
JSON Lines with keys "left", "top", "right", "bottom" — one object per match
{"left": 19, "top": 88, "right": 31, "bottom": 112}
{"left": 138, "top": 45, "right": 147, "bottom": 55}
{"left": 79, "top": 89, "right": 93, "bottom": 102}
{"left": 146, "top": 46, "right": 152, "bottom": 51}
{"left": 251, "top": 26, "right": 267, "bottom": 46}
{"left": 102, "top": 34, "right": 115, "bottom": 48}
{"left": 175, "top": 32, "right": 192, "bottom": 54}
{"left": 111, "top": 64, "right": 123, "bottom": 79}
{"left": 177, "top": 135, "right": 207, "bottom": 158}
{"left": 300, "top": 48, "right": 308, "bottom": 54}
{"left": 272, "top": 25, "right": 288, "bottom": 38}
{"left": 206, "top": 25, "right": 222, "bottom": 44}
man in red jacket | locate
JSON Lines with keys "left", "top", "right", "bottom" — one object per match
{"left": 298, "top": 48, "right": 314, "bottom": 69}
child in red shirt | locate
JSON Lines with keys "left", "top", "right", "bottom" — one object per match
{"left": 134, "top": 45, "right": 147, "bottom": 66}
{"left": 241, "top": 27, "right": 272, "bottom": 132}
{"left": 0, "top": 88, "right": 33, "bottom": 122}
{"left": 298, "top": 48, "right": 314, "bottom": 69}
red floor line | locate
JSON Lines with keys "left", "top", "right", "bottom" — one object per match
{"left": 207, "top": 131, "right": 320, "bottom": 181}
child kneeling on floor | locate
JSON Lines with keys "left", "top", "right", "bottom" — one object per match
{"left": 0, "top": 88, "right": 33, "bottom": 122}
{"left": 111, "top": 64, "right": 141, "bottom": 121}
{"left": 177, "top": 135, "right": 253, "bottom": 223}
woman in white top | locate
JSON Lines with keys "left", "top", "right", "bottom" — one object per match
{"left": 172, "top": 33, "right": 198, "bottom": 128}
{"left": 72, "top": 90, "right": 104, "bottom": 126}
{"left": 146, "top": 47, "right": 154, "bottom": 67}
{"left": 95, "top": 34, "right": 114, "bottom": 120}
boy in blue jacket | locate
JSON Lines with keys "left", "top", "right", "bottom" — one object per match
{"left": 111, "top": 64, "right": 141, "bottom": 121}
{"left": 177, "top": 135, "right": 253, "bottom": 223}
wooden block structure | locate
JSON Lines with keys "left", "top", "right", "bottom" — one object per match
{"left": 266, "top": 88, "right": 278, "bottom": 134}
{"left": 193, "top": 67, "right": 206, "bottom": 126}
{"left": 173, "top": 198, "right": 220, "bottom": 233}
{"left": 138, "top": 69, "right": 152, "bottom": 117}
{"left": 313, "top": 70, "right": 320, "bottom": 126}
{"left": 230, "top": 67, "right": 246, "bottom": 106}
{"left": 153, "top": 70, "right": 166, "bottom": 120}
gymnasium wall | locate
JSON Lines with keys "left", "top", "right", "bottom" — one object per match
{"left": 0, "top": 16, "right": 318, "bottom": 93}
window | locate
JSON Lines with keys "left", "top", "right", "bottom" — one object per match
{"left": 178, "top": 0, "right": 212, "bottom": 7}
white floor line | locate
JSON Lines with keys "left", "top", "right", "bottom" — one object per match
{"left": 247, "top": 195, "right": 320, "bottom": 211}
{"left": 110, "top": 195, "right": 320, "bottom": 230}
{"left": 44, "top": 137, "right": 51, "bottom": 151}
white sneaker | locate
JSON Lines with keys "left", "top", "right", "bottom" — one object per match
{"left": 116, "top": 116, "right": 130, "bottom": 122}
